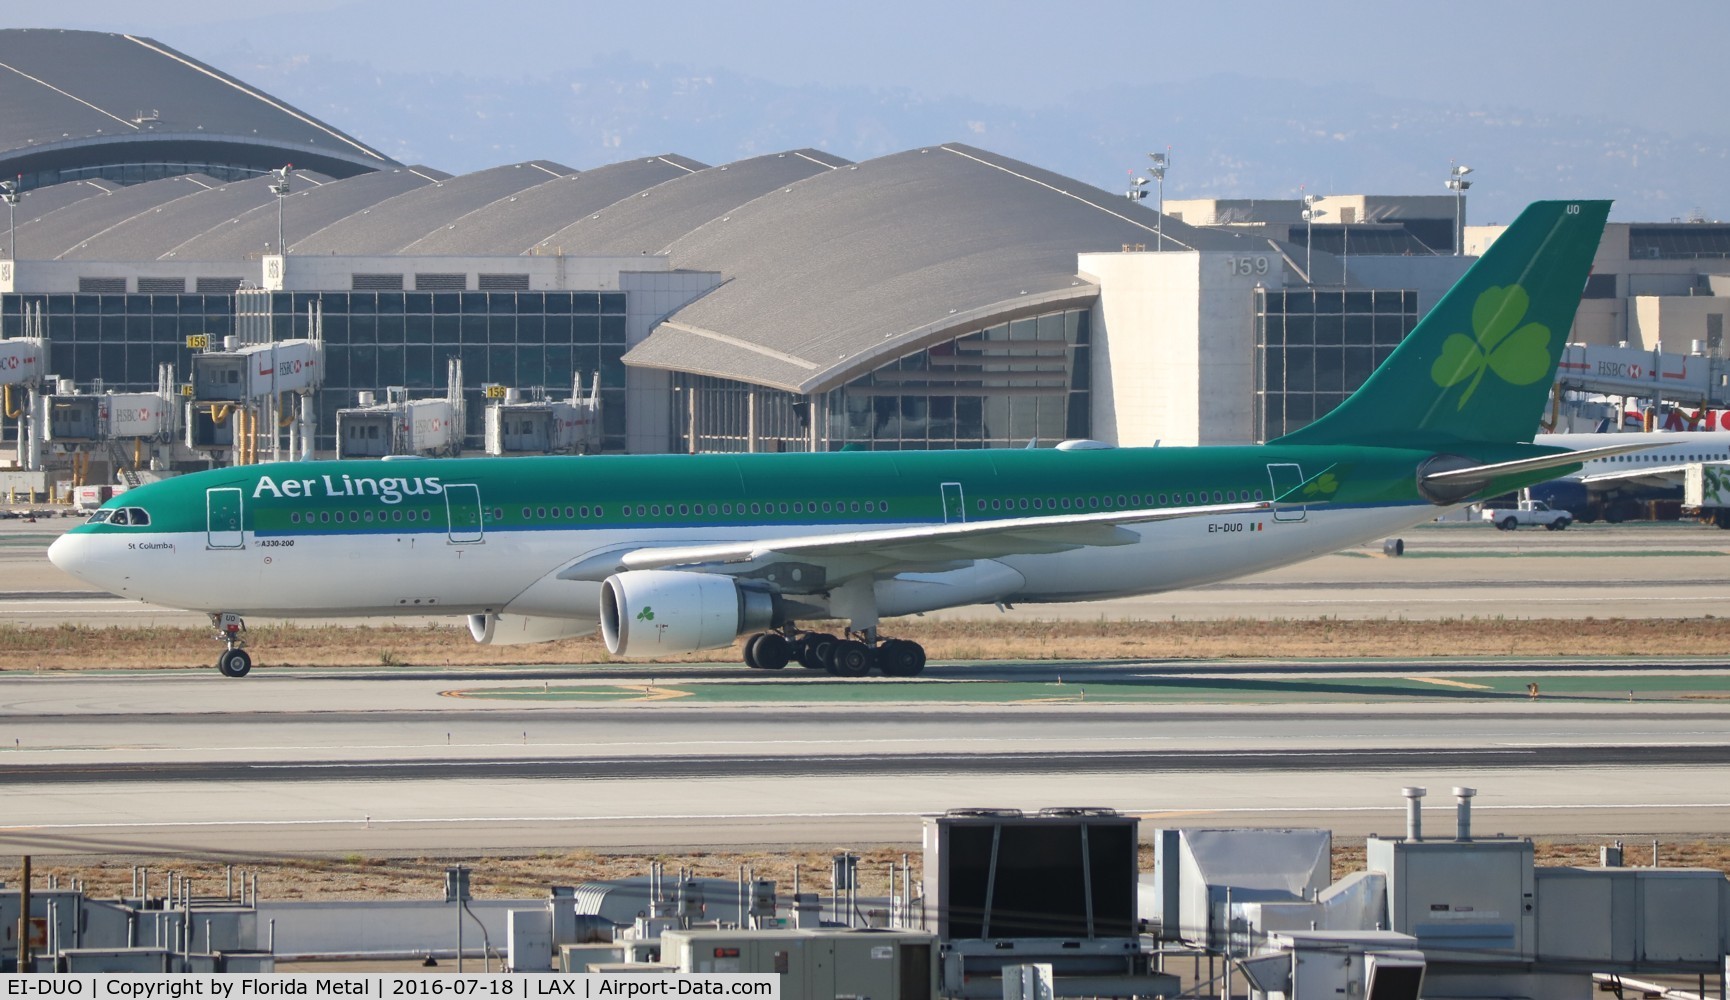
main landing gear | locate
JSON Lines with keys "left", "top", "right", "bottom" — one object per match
{"left": 742, "top": 626, "right": 926, "bottom": 678}
{"left": 211, "top": 613, "right": 253, "bottom": 678}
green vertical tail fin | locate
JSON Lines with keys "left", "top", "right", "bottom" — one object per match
{"left": 1274, "top": 199, "right": 1610, "bottom": 448}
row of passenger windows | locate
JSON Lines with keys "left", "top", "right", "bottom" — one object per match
{"left": 266, "top": 487, "right": 1272, "bottom": 530}
{"left": 1604, "top": 452, "right": 1730, "bottom": 462}
{"left": 979, "top": 488, "right": 1266, "bottom": 512}
{"left": 522, "top": 505, "right": 606, "bottom": 520}
{"left": 290, "top": 509, "right": 437, "bottom": 525}
{"left": 626, "top": 500, "right": 887, "bottom": 518}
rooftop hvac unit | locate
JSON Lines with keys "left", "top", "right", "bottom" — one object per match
{"left": 924, "top": 808, "right": 1138, "bottom": 942}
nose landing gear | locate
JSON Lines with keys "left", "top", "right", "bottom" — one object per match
{"left": 211, "top": 613, "right": 253, "bottom": 678}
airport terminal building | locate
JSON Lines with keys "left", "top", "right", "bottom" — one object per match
{"left": 3, "top": 28, "right": 1728, "bottom": 466}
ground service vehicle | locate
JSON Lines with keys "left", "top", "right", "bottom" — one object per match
{"left": 1482, "top": 499, "right": 1572, "bottom": 530}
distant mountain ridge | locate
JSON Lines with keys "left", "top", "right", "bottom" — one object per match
{"left": 223, "top": 46, "right": 1723, "bottom": 225}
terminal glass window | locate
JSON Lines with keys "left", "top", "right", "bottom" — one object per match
{"left": 1254, "top": 287, "right": 1416, "bottom": 440}
{"left": 2, "top": 289, "right": 626, "bottom": 454}
{"left": 668, "top": 307, "right": 1091, "bottom": 453}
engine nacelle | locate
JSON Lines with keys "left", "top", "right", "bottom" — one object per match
{"left": 467, "top": 612, "right": 596, "bottom": 646}
{"left": 600, "top": 570, "right": 781, "bottom": 657}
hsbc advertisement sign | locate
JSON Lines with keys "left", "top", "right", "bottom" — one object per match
{"left": 103, "top": 392, "right": 169, "bottom": 437}
{"left": 1557, "top": 343, "right": 1712, "bottom": 399}
{"left": 0, "top": 337, "right": 45, "bottom": 382}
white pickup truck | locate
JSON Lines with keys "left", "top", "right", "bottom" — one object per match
{"left": 1482, "top": 499, "right": 1573, "bottom": 531}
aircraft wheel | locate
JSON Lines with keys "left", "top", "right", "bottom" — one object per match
{"left": 827, "top": 640, "right": 873, "bottom": 677}
{"left": 753, "top": 633, "right": 791, "bottom": 670}
{"left": 799, "top": 632, "right": 837, "bottom": 670}
{"left": 743, "top": 633, "right": 766, "bottom": 669}
{"left": 217, "top": 649, "right": 252, "bottom": 678}
{"left": 878, "top": 639, "right": 926, "bottom": 677}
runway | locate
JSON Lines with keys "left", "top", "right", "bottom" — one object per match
{"left": 4, "top": 665, "right": 1730, "bottom": 858}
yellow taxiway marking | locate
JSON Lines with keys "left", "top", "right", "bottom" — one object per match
{"left": 1408, "top": 677, "right": 1492, "bottom": 690}
{"left": 627, "top": 684, "right": 695, "bottom": 701}
{"left": 441, "top": 685, "right": 694, "bottom": 701}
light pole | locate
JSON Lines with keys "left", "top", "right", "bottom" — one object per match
{"left": 1301, "top": 195, "right": 1326, "bottom": 282}
{"left": 1147, "top": 151, "right": 1170, "bottom": 250}
{"left": 269, "top": 165, "right": 292, "bottom": 254}
{"left": 0, "top": 178, "right": 18, "bottom": 260}
{"left": 1446, "top": 164, "right": 1473, "bottom": 255}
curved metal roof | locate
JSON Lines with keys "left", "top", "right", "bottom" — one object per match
{"left": 629, "top": 143, "right": 1285, "bottom": 394}
{"left": 0, "top": 29, "right": 397, "bottom": 182}
{"left": 21, "top": 173, "right": 224, "bottom": 260}
{"left": 166, "top": 165, "right": 450, "bottom": 261}
{"left": 291, "top": 160, "right": 575, "bottom": 255}
{"left": 6, "top": 178, "right": 115, "bottom": 228}
{"left": 401, "top": 154, "right": 709, "bottom": 256}
{"left": 57, "top": 169, "right": 334, "bottom": 261}
{"left": 534, "top": 149, "right": 849, "bottom": 258}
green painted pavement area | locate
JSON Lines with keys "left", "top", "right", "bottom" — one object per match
{"left": 1336, "top": 549, "right": 1724, "bottom": 559}
{"left": 452, "top": 671, "right": 1730, "bottom": 705}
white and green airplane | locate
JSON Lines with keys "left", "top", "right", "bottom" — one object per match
{"left": 50, "top": 200, "right": 1642, "bottom": 678}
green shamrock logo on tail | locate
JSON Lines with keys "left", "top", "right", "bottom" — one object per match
{"left": 1302, "top": 472, "right": 1339, "bottom": 498}
{"left": 1430, "top": 285, "right": 1552, "bottom": 409}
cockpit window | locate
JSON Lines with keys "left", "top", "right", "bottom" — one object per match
{"left": 105, "top": 507, "right": 150, "bottom": 527}
{"left": 87, "top": 509, "right": 112, "bottom": 524}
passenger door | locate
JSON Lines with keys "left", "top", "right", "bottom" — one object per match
{"left": 206, "top": 487, "right": 245, "bottom": 548}
{"left": 445, "top": 483, "right": 484, "bottom": 543}
{"left": 940, "top": 482, "right": 966, "bottom": 523}
{"left": 1266, "top": 463, "right": 1307, "bottom": 522}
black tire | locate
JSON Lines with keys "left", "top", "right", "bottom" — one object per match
{"left": 799, "top": 633, "right": 837, "bottom": 670}
{"left": 1498, "top": 517, "right": 1517, "bottom": 531}
{"left": 743, "top": 633, "right": 766, "bottom": 669}
{"left": 827, "top": 640, "right": 873, "bottom": 677}
{"left": 753, "top": 633, "right": 791, "bottom": 670}
{"left": 217, "top": 649, "right": 252, "bottom": 678}
{"left": 1554, "top": 518, "right": 1571, "bottom": 531}
{"left": 878, "top": 639, "right": 926, "bottom": 677}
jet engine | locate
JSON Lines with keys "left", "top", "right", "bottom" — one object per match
{"left": 467, "top": 612, "right": 596, "bottom": 645}
{"left": 600, "top": 570, "right": 782, "bottom": 657}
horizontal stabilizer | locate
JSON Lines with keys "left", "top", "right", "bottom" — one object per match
{"left": 1422, "top": 441, "right": 1661, "bottom": 486}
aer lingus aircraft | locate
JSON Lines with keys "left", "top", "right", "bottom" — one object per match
{"left": 50, "top": 200, "right": 1645, "bottom": 679}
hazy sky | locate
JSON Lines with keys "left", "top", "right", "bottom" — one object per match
{"left": 3, "top": 0, "right": 1727, "bottom": 216}
{"left": 6, "top": 0, "right": 1726, "bottom": 136}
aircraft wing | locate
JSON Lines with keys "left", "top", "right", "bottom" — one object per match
{"left": 561, "top": 499, "right": 1271, "bottom": 583}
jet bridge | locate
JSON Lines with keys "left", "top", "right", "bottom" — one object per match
{"left": 1557, "top": 342, "right": 1730, "bottom": 409}
{"left": 484, "top": 371, "right": 601, "bottom": 455}
{"left": 0, "top": 300, "right": 50, "bottom": 472}
{"left": 187, "top": 329, "right": 324, "bottom": 464}
{"left": 336, "top": 360, "right": 467, "bottom": 459}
